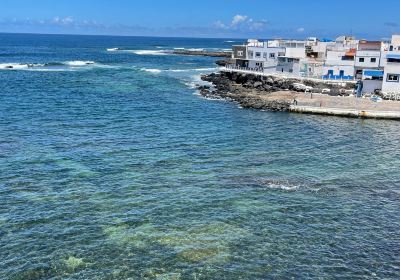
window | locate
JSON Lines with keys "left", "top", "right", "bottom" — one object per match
{"left": 269, "top": 53, "right": 276, "bottom": 59}
{"left": 255, "top": 52, "right": 261, "bottom": 58}
{"left": 371, "top": 58, "right": 376, "bottom": 63}
{"left": 387, "top": 74, "right": 399, "bottom": 82}
{"left": 248, "top": 51, "right": 254, "bottom": 58}
{"left": 263, "top": 52, "right": 267, "bottom": 58}
{"left": 389, "top": 45, "right": 394, "bottom": 51}
{"left": 359, "top": 57, "right": 365, "bottom": 63}
{"left": 287, "top": 58, "right": 293, "bottom": 63}
{"left": 237, "top": 51, "right": 243, "bottom": 56}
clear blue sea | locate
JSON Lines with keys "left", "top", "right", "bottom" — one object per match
{"left": 0, "top": 33, "right": 399, "bottom": 279}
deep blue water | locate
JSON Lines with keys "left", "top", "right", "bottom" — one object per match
{"left": 0, "top": 33, "right": 400, "bottom": 279}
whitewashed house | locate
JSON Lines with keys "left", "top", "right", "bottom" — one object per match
{"left": 382, "top": 35, "right": 400, "bottom": 94}
{"left": 276, "top": 40, "right": 307, "bottom": 75}
{"left": 354, "top": 40, "right": 383, "bottom": 79}
{"left": 321, "top": 36, "right": 359, "bottom": 79}
{"left": 245, "top": 40, "right": 285, "bottom": 71}
{"left": 322, "top": 48, "right": 356, "bottom": 79}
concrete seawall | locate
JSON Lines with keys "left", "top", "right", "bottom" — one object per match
{"left": 290, "top": 106, "right": 400, "bottom": 119}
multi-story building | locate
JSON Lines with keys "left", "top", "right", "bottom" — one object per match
{"left": 382, "top": 35, "right": 400, "bottom": 94}
{"left": 229, "top": 34, "right": 400, "bottom": 94}
{"left": 322, "top": 36, "right": 358, "bottom": 79}
{"left": 232, "top": 44, "right": 248, "bottom": 67}
{"left": 354, "top": 40, "right": 383, "bottom": 79}
{"left": 276, "top": 40, "right": 307, "bottom": 75}
{"left": 246, "top": 40, "right": 285, "bottom": 71}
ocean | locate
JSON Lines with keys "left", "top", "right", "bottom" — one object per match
{"left": 0, "top": 33, "right": 399, "bottom": 279}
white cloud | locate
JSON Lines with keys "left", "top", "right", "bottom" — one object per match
{"left": 297, "top": 27, "right": 305, "bottom": 33}
{"left": 52, "top": 16, "right": 74, "bottom": 25}
{"left": 213, "top": 20, "right": 228, "bottom": 29}
{"left": 248, "top": 19, "right": 268, "bottom": 31}
{"left": 231, "top": 15, "right": 248, "bottom": 26}
{"left": 214, "top": 15, "right": 268, "bottom": 33}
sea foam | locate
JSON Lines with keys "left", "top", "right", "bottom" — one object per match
{"left": 65, "top": 61, "right": 95, "bottom": 67}
{"left": 140, "top": 68, "right": 162, "bottom": 74}
{"left": 131, "top": 50, "right": 169, "bottom": 56}
{"left": 0, "top": 61, "right": 99, "bottom": 71}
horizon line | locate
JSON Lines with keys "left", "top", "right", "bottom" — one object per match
{"left": 0, "top": 31, "right": 394, "bottom": 42}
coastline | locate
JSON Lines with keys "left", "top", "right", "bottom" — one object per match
{"left": 199, "top": 71, "right": 400, "bottom": 119}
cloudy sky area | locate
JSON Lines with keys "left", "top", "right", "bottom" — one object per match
{"left": 0, "top": 0, "right": 399, "bottom": 39}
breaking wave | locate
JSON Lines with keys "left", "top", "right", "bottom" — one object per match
{"left": 106, "top": 48, "right": 173, "bottom": 56}
{"left": 129, "top": 50, "right": 170, "bottom": 56}
{"left": 65, "top": 61, "right": 96, "bottom": 67}
{"left": 140, "top": 68, "right": 162, "bottom": 74}
{"left": 0, "top": 61, "right": 102, "bottom": 71}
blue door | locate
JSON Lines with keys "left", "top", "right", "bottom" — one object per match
{"left": 339, "top": 70, "right": 344, "bottom": 77}
{"left": 328, "top": 70, "right": 334, "bottom": 77}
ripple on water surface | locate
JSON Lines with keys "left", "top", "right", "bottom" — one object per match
{"left": 1, "top": 34, "right": 400, "bottom": 279}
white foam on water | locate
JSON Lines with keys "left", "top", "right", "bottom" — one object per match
{"left": 267, "top": 183, "right": 300, "bottom": 191}
{"left": 0, "top": 63, "right": 30, "bottom": 70}
{"left": 260, "top": 179, "right": 301, "bottom": 191}
{"left": 106, "top": 48, "right": 119, "bottom": 52}
{"left": 65, "top": 60, "right": 96, "bottom": 67}
{"left": 173, "top": 48, "right": 205, "bottom": 52}
{"left": 130, "top": 50, "right": 169, "bottom": 56}
{"left": 0, "top": 61, "right": 115, "bottom": 72}
{"left": 140, "top": 68, "right": 162, "bottom": 74}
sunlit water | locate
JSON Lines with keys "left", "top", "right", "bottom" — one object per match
{"left": 0, "top": 34, "right": 399, "bottom": 279}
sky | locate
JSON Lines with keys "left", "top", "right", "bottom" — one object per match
{"left": 0, "top": 0, "right": 399, "bottom": 39}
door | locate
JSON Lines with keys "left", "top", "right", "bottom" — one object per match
{"left": 339, "top": 70, "right": 344, "bottom": 77}
{"left": 328, "top": 70, "right": 334, "bottom": 77}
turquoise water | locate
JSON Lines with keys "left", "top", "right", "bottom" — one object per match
{"left": 0, "top": 33, "right": 400, "bottom": 279}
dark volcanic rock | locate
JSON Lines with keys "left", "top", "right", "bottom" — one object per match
{"left": 198, "top": 71, "right": 356, "bottom": 111}
{"left": 215, "top": 60, "right": 230, "bottom": 66}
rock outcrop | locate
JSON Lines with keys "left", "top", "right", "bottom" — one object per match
{"left": 198, "top": 71, "right": 356, "bottom": 111}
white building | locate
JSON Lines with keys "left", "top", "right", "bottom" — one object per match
{"left": 354, "top": 40, "right": 383, "bottom": 79}
{"left": 276, "top": 40, "right": 307, "bottom": 75}
{"left": 245, "top": 40, "right": 285, "bottom": 70}
{"left": 322, "top": 48, "right": 356, "bottom": 79}
{"left": 319, "top": 36, "right": 358, "bottom": 79}
{"left": 382, "top": 35, "right": 400, "bottom": 93}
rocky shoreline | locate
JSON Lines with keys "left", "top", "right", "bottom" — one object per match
{"left": 198, "top": 71, "right": 356, "bottom": 111}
